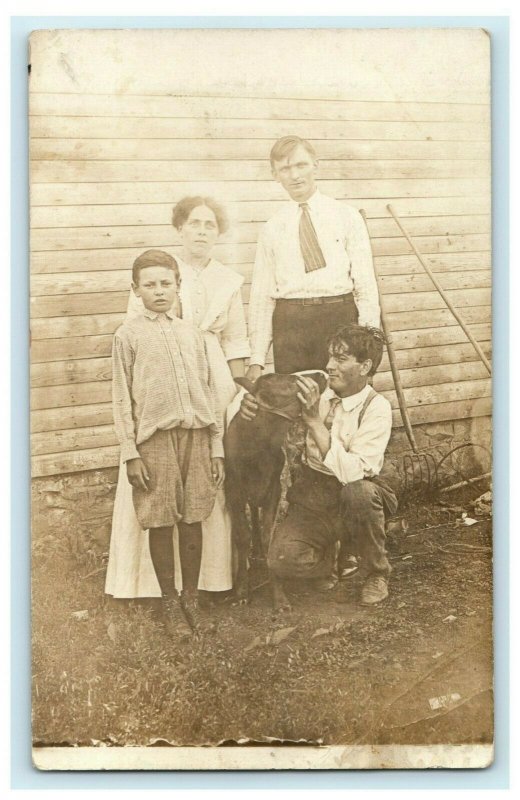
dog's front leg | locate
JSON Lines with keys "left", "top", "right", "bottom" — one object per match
{"left": 261, "top": 478, "right": 281, "bottom": 558}
{"left": 231, "top": 506, "right": 251, "bottom": 605}
{"left": 270, "top": 574, "right": 292, "bottom": 614}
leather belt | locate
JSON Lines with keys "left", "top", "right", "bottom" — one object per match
{"left": 276, "top": 294, "right": 350, "bottom": 306}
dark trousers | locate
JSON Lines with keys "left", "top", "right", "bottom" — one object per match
{"left": 272, "top": 294, "right": 358, "bottom": 373}
{"left": 267, "top": 466, "right": 398, "bottom": 581}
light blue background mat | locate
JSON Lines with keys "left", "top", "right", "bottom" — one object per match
{"left": 11, "top": 14, "right": 509, "bottom": 789}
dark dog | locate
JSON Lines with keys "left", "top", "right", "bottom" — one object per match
{"left": 224, "top": 372, "right": 328, "bottom": 605}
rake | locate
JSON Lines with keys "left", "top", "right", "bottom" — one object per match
{"left": 361, "top": 207, "right": 491, "bottom": 494}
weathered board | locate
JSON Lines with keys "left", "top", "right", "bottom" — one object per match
{"left": 30, "top": 82, "right": 491, "bottom": 477}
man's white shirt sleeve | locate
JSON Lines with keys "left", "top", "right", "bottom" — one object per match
{"left": 322, "top": 397, "right": 392, "bottom": 484}
{"left": 248, "top": 227, "right": 277, "bottom": 367}
{"left": 344, "top": 205, "right": 381, "bottom": 329}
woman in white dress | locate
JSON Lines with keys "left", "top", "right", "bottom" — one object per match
{"left": 105, "top": 197, "right": 250, "bottom": 598}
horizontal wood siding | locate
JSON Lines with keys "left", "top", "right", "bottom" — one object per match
{"left": 30, "top": 91, "right": 491, "bottom": 477}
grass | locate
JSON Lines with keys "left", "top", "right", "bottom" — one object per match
{"left": 32, "top": 487, "right": 494, "bottom": 748}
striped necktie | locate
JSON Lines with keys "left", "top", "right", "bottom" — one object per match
{"left": 299, "top": 203, "right": 326, "bottom": 272}
{"left": 324, "top": 397, "right": 341, "bottom": 430}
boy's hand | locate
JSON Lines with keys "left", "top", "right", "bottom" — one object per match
{"left": 126, "top": 457, "right": 150, "bottom": 491}
{"left": 245, "top": 364, "right": 263, "bottom": 383}
{"left": 211, "top": 457, "right": 225, "bottom": 489}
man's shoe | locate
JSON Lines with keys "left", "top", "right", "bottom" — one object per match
{"left": 360, "top": 575, "right": 389, "bottom": 605}
{"left": 161, "top": 594, "right": 193, "bottom": 642}
{"left": 181, "top": 592, "right": 217, "bottom": 635}
{"left": 339, "top": 555, "right": 359, "bottom": 580}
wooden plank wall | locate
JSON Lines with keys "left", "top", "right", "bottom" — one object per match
{"left": 30, "top": 92, "right": 491, "bottom": 478}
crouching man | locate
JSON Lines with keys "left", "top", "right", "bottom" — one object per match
{"left": 267, "top": 324, "right": 398, "bottom": 610}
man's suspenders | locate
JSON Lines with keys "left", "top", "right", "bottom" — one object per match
{"left": 356, "top": 386, "right": 398, "bottom": 504}
{"left": 357, "top": 386, "right": 378, "bottom": 428}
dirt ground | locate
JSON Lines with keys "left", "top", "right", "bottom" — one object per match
{"left": 32, "top": 483, "right": 493, "bottom": 749}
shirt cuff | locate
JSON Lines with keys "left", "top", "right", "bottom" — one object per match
{"left": 249, "top": 352, "right": 266, "bottom": 369}
{"left": 358, "top": 313, "right": 381, "bottom": 329}
{"left": 210, "top": 438, "right": 224, "bottom": 459}
{"left": 120, "top": 441, "right": 140, "bottom": 463}
{"left": 222, "top": 341, "right": 252, "bottom": 361}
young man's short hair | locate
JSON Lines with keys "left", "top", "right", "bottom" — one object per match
{"left": 132, "top": 249, "right": 181, "bottom": 287}
{"left": 269, "top": 135, "right": 317, "bottom": 169}
{"left": 171, "top": 195, "right": 229, "bottom": 235}
{"left": 328, "top": 325, "right": 386, "bottom": 376}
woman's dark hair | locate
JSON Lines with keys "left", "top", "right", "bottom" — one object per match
{"left": 171, "top": 196, "right": 229, "bottom": 235}
{"left": 328, "top": 325, "right": 386, "bottom": 376}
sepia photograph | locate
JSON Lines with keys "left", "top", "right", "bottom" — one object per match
{"left": 28, "top": 26, "right": 493, "bottom": 770}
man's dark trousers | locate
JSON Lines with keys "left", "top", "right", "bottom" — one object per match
{"left": 272, "top": 293, "right": 358, "bottom": 373}
{"left": 267, "top": 466, "right": 398, "bottom": 580}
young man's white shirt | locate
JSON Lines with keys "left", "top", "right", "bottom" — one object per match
{"left": 304, "top": 384, "right": 392, "bottom": 485}
{"left": 248, "top": 190, "right": 381, "bottom": 367}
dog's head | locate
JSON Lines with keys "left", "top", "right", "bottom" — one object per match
{"left": 235, "top": 371, "right": 328, "bottom": 420}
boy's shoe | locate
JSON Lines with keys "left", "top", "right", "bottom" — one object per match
{"left": 161, "top": 594, "right": 193, "bottom": 642}
{"left": 360, "top": 575, "right": 389, "bottom": 606}
{"left": 181, "top": 592, "right": 217, "bottom": 635}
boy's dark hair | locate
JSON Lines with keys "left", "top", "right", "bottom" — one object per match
{"left": 132, "top": 249, "right": 181, "bottom": 287}
{"left": 171, "top": 195, "right": 229, "bottom": 235}
{"left": 328, "top": 325, "right": 386, "bottom": 377}
{"left": 269, "top": 135, "right": 317, "bottom": 169}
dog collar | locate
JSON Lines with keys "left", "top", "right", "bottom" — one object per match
{"left": 254, "top": 397, "right": 301, "bottom": 422}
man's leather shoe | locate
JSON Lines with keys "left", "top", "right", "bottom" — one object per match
{"left": 360, "top": 575, "right": 388, "bottom": 605}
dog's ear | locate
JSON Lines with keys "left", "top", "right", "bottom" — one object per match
{"left": 306, "top": 371, "right": 328, "bottom": 394}
{"left": 234, "top": 376, "right": 257, "bottom": 395}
